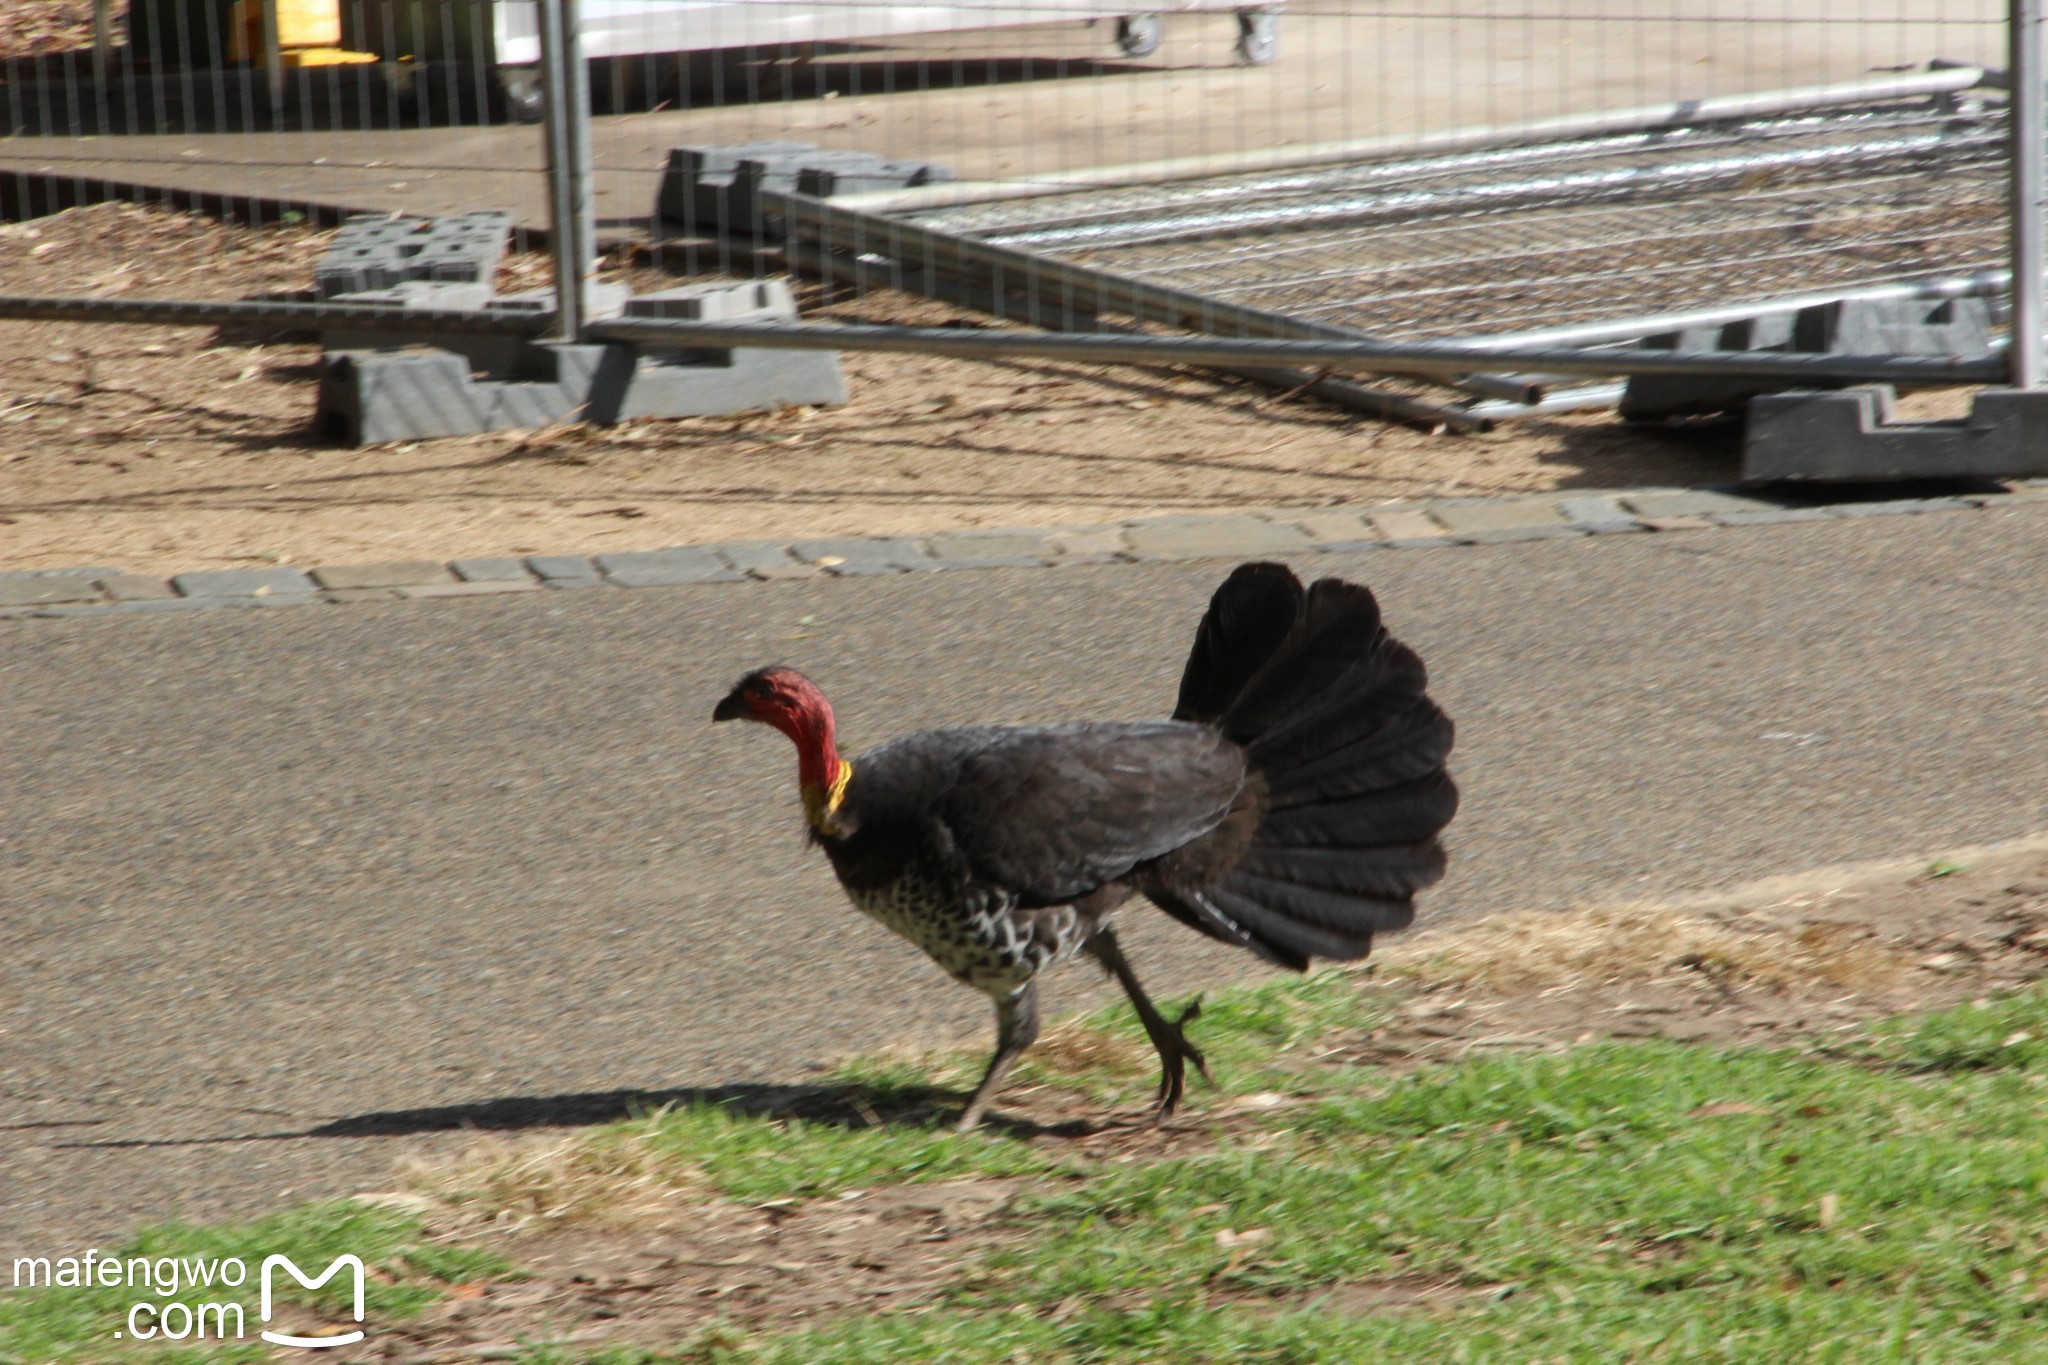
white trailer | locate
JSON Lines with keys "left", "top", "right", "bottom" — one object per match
{"left": 488, "top": 2, "right": 1282, "bottom": 115}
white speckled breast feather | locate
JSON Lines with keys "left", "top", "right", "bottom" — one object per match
{"left": 844, "top": 863, "right": 1086, "bottom": 996}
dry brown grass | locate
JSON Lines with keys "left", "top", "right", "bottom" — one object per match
{"left": 1027, "top": 1020, "right": 1152, "bottom": 1078}
{"left": 1388, "top": 900, "right": 1911, "bottom": 995}
{"left": 399, "top": 1120, "right": 704, "bottom": 1231}
{"left": 843, "top": 1018, "right": 1150, "bottom": 1087}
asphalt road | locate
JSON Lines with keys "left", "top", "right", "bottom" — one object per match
{"left": 5, "top": 503, "right": 2048, "bottom": 1248}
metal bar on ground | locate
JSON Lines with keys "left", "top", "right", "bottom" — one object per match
{"left": 2011, "top": 0, "right": 2046, "bottom": 389}
{"left": 587, "top": 317, "right": 2005, "bottom": 385}
{"left": 0, "top": 296, "right": 555, "bottom": 334}
{"left": 1228, "top": 368, "right": 1490, "bottom": 433}
{"left": 1458, "top": 384, "right": 1632, "bottom": 422}
{"left": 777, "top": 192, "right": 1541, "bottom": 405}
{"left": 835, "top": 68, "right": 1992, "bottom": 214}
{"left": 1450, "top": 272, "right": 2014, "bottom": 351}
{"left": 785, "top": 242, "right": 1490, "bottom": 432}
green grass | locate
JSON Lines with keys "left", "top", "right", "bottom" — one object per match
{"left": 688, "top": 1025, "right": 2048, "bottom": 1363}
{"left": 0, "top": 1201, "right": 507, "bottom": 1364}
{"left": 17, "top": 976, "right": 2048, "bottom": 1363}
{"left": 1869, "top": 989, "right": 2048, "bottom": 1072}
{"left": 652, "top": 981, "right": 2048, "bottom": 1363}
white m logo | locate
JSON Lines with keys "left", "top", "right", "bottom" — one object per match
{"left": 258, "top": 1254, "right": 366, "bottom": 1349}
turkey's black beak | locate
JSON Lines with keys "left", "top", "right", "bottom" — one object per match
{"left": 712, "top": 690, "right": 745, "bottom": 723}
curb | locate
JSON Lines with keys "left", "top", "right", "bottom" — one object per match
{"left": 4, "top": 481, "right": 2044, "bottom": 622}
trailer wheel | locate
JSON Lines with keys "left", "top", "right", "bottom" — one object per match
{"left": 1234, "top": 9, "right": 1277, "bottom": 66}
{"left": 1115, "top": 14, "right": 1162, "bottom": 59}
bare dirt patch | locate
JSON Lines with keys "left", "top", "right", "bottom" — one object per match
{"left": 1366, "top": 835, "right": 2048, "bottom": 1063}
{"left": 0, "top": 201, "right": 1767, "bottom": 576}
{"left": 332, "top": 837, "right": 2048, "bottom": 1358}
{"left": 348, "top": 1179, "right": 1035, "bottom": 1355}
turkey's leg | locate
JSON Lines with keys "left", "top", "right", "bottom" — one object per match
{"left": 955, "top": 982, "right": 1041, "bottom": 1132}
{"left": 1083, "top": 926, "right": 1211, "bottom": 1122}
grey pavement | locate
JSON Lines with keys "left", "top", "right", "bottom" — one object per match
{"left": 5, "top": 484, "right": 2029, "bottom": 616}
{"left": 4, "top": 502, "right": 2048, "bottom": 1248}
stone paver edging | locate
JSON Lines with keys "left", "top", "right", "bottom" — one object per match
{"left": 4, "top": 482, "right": 2043, "bottom": 621}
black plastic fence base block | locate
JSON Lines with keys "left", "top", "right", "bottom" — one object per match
{"left": 1743, "top": 385, "right": 2048, "bottom": 483}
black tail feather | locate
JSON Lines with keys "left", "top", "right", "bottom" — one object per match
{"left": 1244, "top": 641, "right": 1430, "bottom": 772}
{"left": 1254, "top": 774, "right": 1460, "bottom": 847}
{"left": 1174, "top": 562, "right": 1303, "bottom": 724}
{"left": 1263, "top": 701, "right": 1454, "bottom": 809}
{"left": 1214, "top": 578, "right": 1386, "bottom": 742}
{"left": 1204, "top": 884, "right": 1380, "bottom": 965}
{"left": 1153, "top": 561, "right": 1457, "bottom": 972}
{"left": 1145, "top": 887, "right": 1307, "bottom": 971}
{"left": 1221, "top": 872, "right": 1415, "bottom": 935}
{"left": 1239, "top": 841, "right": 1447, "bottom": 900}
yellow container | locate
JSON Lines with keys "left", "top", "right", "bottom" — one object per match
{"left": 283, "top": 47, "right": 379, "bottom": 68}
{"left": 227, "top": 0, "right": 342, "bottom": 62}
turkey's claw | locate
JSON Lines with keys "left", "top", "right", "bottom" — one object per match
{"left": 1146, "top": 996, "right": 1211, "bottom": 1124}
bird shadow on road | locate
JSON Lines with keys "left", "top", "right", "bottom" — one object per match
{"left": 48, "top": 1081, "right": 1110, "bottom": 1152}
{"left": 302, "top": 1080, "right": 1108, "bottom": 1142}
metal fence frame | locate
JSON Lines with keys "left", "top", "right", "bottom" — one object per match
{"left": 2, "top": 1, "right": 2043, "bottom": 426}
{"left": 2011, "top": 0, "right": 2046, "bottom": 387}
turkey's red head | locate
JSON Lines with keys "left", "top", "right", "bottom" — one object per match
{"left": 713, "top": 665, "right": 831, "bottom": 736}
{"left": 713, "top": 666, "right": 849, "bottom": 831}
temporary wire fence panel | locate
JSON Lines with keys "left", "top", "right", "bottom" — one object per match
{"left": 0, "top": 2, "right": 2019, "bottom": 371}
{"left": 894, "top": 80, "right": 2013, "bottom": 340}
{"left": 595, "top": 1, "right": 2008, "bottom": 311}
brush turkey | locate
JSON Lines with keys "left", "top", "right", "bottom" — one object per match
{"left": 713, "top": 561, "right": 1457, "bottom": 1130}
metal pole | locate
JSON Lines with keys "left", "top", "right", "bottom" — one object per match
{"left": 90, "top": 0, "right": 112, "bottom": 88}
{"left": 565, "top": 0, "right": 599, "bottom": 330}
{"left": 0, "top": 295, "right": 554, "bottom": 334}
{"left": 588, "top": 316, "right": 2006, "bottom": 386}
{"left": 0, "top": 292, "right": 1994, "bottom": 386}
{"left": 259, "top": 0, "right": 286, "bottom": 114}
{"left": 2012, "top": 0, "right": 2045, "bottom": 388}
{"left": 1450, "top": 271, "right": 2014, "bottom": 351}
{"left": 539, "top": 0, "right": 597, "bottom": 342}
